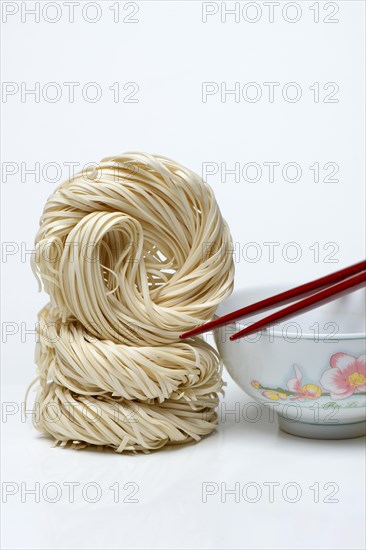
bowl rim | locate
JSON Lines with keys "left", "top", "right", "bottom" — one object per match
{"left": 215, "top": 283, "right": 366, "bottom": 341}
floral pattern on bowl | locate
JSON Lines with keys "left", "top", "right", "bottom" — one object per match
{"left": 251, "top": 353, "right": 366, "bottom": 402}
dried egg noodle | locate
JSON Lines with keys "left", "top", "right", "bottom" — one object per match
{"left": 31, "top": 152, "right": 234, "bottom": 452}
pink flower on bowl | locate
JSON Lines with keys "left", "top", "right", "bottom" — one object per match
{"left": 320, "top": 353, "right": 366, "bottom": 400}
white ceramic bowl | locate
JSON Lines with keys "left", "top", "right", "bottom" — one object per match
{"left": 214, "top": 284, "right": 366, "bottom": 439}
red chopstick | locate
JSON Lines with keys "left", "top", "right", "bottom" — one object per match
{"left": 179, "top": 259, "right": 366, "bottom": 339}
{"left": 230, "top": 270, "right": 366, "bottom": 341}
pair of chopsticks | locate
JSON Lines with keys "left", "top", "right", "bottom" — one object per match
{"left": 180, "top": 259, "right": 366, "bottom": 342}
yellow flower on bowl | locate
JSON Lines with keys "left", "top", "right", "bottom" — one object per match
{"left": 262, "top": 390, "right": 287, "bottom": 401}
{"left": 301, "top": 384, "right": 322, "bottom": 399}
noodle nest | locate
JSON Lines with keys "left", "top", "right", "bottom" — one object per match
{"left": 31, "top": 152, "right": 234, "bottom": 452}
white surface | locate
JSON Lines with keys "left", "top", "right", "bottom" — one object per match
{"left": 3, "top": 379, "right": 366, "bottom": 550}
{"left": 1, "top": 1, "right": 365, "bottom": 549}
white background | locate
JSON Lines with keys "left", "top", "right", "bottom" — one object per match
{"left": 1, "top": 1, "right": 365, "bottom": 549}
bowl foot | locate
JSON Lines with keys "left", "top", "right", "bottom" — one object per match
{"left": 278, "top": 416, "right": 366, "bottom": 440}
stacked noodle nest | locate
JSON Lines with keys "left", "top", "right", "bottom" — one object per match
{"left": 31, "top": 152, "right": 234, "bottom": 452}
